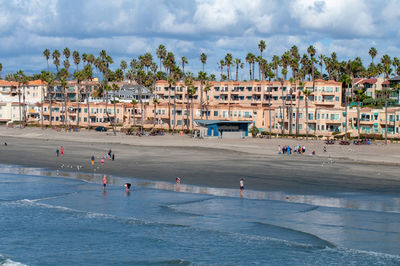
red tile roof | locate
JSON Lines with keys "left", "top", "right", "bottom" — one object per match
{"left": 0, "top": 80, "right": 18, "bottom": 86}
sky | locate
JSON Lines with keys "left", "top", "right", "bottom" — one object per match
{"left": 0, "top": 0, "right": 399, "bottom": 80}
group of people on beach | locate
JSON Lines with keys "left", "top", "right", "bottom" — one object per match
{"left": 90, "top": 149, "right": 115, "bottom": 166}
{"left": 278, "top": 145, "right": 316, "bottom": 156}
{"left": 56, "top": 146, "right": 64, "bottom": 157}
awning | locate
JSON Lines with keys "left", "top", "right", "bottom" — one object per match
{"left": 374, "top": 112, "right": 379, "bottom": 116}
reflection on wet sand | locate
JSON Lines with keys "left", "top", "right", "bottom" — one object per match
{"left": 1, "top": 164, "right": 400, "bottom": 213}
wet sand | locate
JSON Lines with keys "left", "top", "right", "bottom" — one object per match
{"left": 1, "top": 126, "right": 400, "bottom": 194}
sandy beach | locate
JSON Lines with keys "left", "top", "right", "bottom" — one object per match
{"left": 1, "top": 126, "right": 400, "bottom": 193}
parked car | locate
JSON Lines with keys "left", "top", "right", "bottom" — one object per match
{"left": 95, "top": 126, "right": 107, "bottom": 132}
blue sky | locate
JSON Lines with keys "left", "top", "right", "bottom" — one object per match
{"left": 0, "top": 0, "right": 399, "bottom": 79}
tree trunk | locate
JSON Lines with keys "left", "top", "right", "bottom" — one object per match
{"left": 345, "top": 86, "right": 348, "bottom": 140}
{"left": 186, "top": 89, "right": 190, "bottom": 131}
{"left": 23, "top": 86, "right": 26, "bottom": 128}
{"left": 18, "top": 86, "right": 22, "bottom": 126}
{"left": 76, "top": 86, "right": 80, "bottom": 129}
{"left": 153, "top": 103, "right": 157, "bottom": 128}
{"left": 191, "top": 98, "right": 194, "bottom": 130}
{"left": 168, "top": 85, "right": 171, "bottom": 130}
{"left": 41, "top": 86, "right": 44, "bottom": 129}
{"left": 236, "top": 65, "right": 239, "bottom": 81}
{"left": 87, "top": 93, "right": 90, "bottom": 130}
{"left": 206, "top": 91, "right": 209, "bottom": 120}
{"left": 140, "top": 86, "right": 143, "bottom": 133}
{"left": 357, "top": 101, "right": 360, "bottom": 140}
{"left": 281, "top": 82, "right": 285, "bottom": 135}
{"left": 49, "top": 90, "right": 52, "bottom": 128}
{"left": 305, "top": 98, "right": 309, "bottom": 139}
{"left": 385, "top": 89, "right": 388, "bottom": 144}
{"left": 173, "top": 88, "right": 176, "bottom": 131}
{"left": 113, "top": 86, "right": 117, "bottom": 135}
{"left": 268, "top": 89, "right": 272, "bottom": 139}
{"left": 289, "top": 94, "right": 293, "bottom": 135}
{"left": 200, "top": 82, "right": 203, "bottom": 119}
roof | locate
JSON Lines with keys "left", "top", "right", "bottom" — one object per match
{"left": 354, "top": 78, "right": 378, "bottom": 85}
{"left": 0, "top": 80, "right": 18, "bottom": 86}
{"left": 28, "top": 80, "right": 46, "bottom": 86}
{"left": 194, "top": 119, "right": 253, "bottom": 126}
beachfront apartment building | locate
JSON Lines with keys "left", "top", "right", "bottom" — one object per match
{"left": 6, "top": 77, "right": 400, "bottom": 138}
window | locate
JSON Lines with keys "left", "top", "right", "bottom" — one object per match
{"left": 214, "top": 111, "right": 218, "bottom": 116}
{"left": 335, "top": 97, "right": 339, "bottom": 101}
{"left": 321, "top": 125, "right": 325, "bottom": 130}
{"left": 308, "top": 113, "right": 314, "bottom": 120}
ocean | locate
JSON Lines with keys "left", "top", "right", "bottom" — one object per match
{"left": 1, "top": 164, "right": 400, "bottom": 265}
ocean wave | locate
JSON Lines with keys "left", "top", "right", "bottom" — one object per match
{"left": 323, "top": 246, "right": 400, "bottom": 262}
{"left": 0, "top": 255, "right": 26, "bottom": 266}
{"left": 11, "top": 199, "right": 190, "bottom": 229}
{"left": 250, "top": 221, "right": 336, "bottom": 248}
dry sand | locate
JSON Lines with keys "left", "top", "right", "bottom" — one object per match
{"left": 0, "top": 126, "right": 400, "bottom": 193}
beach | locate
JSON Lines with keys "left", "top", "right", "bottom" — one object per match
{"left": 2, "top": 126, "right": 400, "bottom": 265}
{"left": 1, "top": 126, "right": 400, "bottom": 193}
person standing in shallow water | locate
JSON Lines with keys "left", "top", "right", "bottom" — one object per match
{"left": 60, "top": 146, "right": 64, "bottom": 156}
{"left": 102, "top": 175, "right": 107, "bottom": 191}
{"left": 240, "top": 178, "right": 244, "bottom": 197}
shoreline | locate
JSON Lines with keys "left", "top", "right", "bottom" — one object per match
{"left": 1, "top": 126, "right": 400, "bottom": 194}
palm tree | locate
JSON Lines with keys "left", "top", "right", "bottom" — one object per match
{"left": 42, "top": 72, "right": 55, "bottom": 128}
{"left": 382, "top": 63, "right": 392, "bottom": 144}
{"left": 225, "top": 53, "right": 233, "bottom": 80}
{"left": 156, "top": 44, "right": 167, "bottom": 72}
{"left": 0, "top": 63, "right": 2, "bottom": 79}
{"left": 73, "top": 70, "right": 86, "bottom": 129}
{"left": 204, "top": 80, "right": 211, "bottom": 120}
{"left": 198, "top": 71, "right": 207, "bottom": 119}
{"left": 279, "top": 76, "right": 285, "bottom": 134}
{"left": 82, "top": 64, "right": 93, "bottom": 130}
{"left": 272, "top": 55, "right": 280, "bottom": 80}
{"left": 234, "top": 58, "right": 244, "bottom": 81}
{"left": 73, "top": 51, "right": 80, "bottom": 71}
{"left": 181, "top": 56, "right": 188, "bottom": 75}
{"left": 266, "top": 70, "right": 275, "bottom": 138}
{"left": 296, "top": 81, "right": 304, "bottom": 136}
{"left": 120, "top": 60, "right": 127, "bottom": 76}
{"left": 340, "top": 74, "right": 352, "bottom": 140}
{"left": 246, "top": 53, "right": 254, "bottom": 80}
{"left": 63, "top": 59, "right": 71, "bottom": 71}
{"left": 171, "top": 66, "right": 181, "bottom": 131}
{"left": 200, "top": 53, "right": 207, "bottom": 72}
{"left": 318, "top": 54, "right": 324, "bottom": 75}
{"left": 153, "top": 98, "right": 159, "bottom": 128}
{"left": 167, "top": 74, "right": 176, "bottom": 130}
{"left": 307, "top": 45, "right": 316, "bottom": 110}
{"left": 184, "top": 73, "right": 194, "bottom": 130}
{"left": 39, "top": 71, "right": 48, "bottom": 129}
{"left": 369, "top": 47, "right": 377, "bottom": 64}
{"left": 52, "top": 50, "right": 61, "bottom": 72}
{"left": 63, "top": 48, "right": 71, "bottom": 63}
{"left": 217, "top": 60, "right": 225, "bottom": 80}
{"left": 258, "top": 40, "right": 266, "bottom": 80}
{"left": 188, "top": 87, "right": 196, "bottom": 130}
{"left": 288, "top": 78, "right": 295, "bottom": 135}
{"left": 21, "top": 75, "right": 29, "bottom": 128}
{"left": 303, "top": 89, "right": 312, "bottom": 139}
{"left": 43, "top": 49, "right": 50, "bottom": 71}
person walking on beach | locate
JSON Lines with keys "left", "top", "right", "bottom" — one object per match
{"left": 112, "top": 153, "right": 115, "bottom": 161}
{"left": 101, "top": 157, "right": 105, "bottom": 166}
{"left": 60, "top": 146, "right": 64, "bottom": 156}
{"left": 56, "top": 148, "right": 59, "bottom": 157}
{"left": 240, "top": 178, "right": 244, "bottom": 197}
{"left": 102, "top": 175, "right": 107, "bottom": 190}
{"left": 91, "top": 155, "right": 95, "bottom": 165}
{"left": 108, "top": 149, "right": 112, "bottom": 160}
